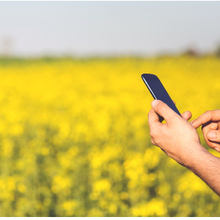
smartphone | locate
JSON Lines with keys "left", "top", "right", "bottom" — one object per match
{"left": 141, "top": 73, "right": 181, "bottom": 116}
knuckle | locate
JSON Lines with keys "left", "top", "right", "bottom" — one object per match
{"left": 214, "top": 110, "right": 220, "bottom": 118}
{"left": 169, "top": 115, "right": 179, "bottom": 124}
{"left": 203, "top": 111, "right": 210, "bottom": 118}
{"left": 205, "top": 110, "right": 211, "bottom": 114}
{"left": 151, "top": 138, "right": 157, "bottom": 146}
{"left": 149, "top": 129, "right": 155, "bottom": 138}
{"left": 156, "top": 101, "right": 165, "bottom": 110}
{"left": 150, "top": 126, "right": 159, "bottom": 138}
{"left": 153, "top": 100, "right": 161, "bottom": 109}
{"left": 202, "top": 110, "right": 213, "bottom": 121}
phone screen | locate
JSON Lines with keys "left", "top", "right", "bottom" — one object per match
{"left": 141, "top": 74, "right": 181, "bottom": 116}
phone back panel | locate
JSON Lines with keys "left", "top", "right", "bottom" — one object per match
{"left": 141, "top": 73, "right": 181, "bottom": 116}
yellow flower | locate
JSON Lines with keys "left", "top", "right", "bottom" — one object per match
{"left": 0, "top": 57, "right": 219, "bottom": 216}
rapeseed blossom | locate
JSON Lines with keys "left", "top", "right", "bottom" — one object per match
{"left": 0, "top": 56, "right": 219, "bottom": 216}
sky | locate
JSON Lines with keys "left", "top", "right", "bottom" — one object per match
{"left": 0, "top": 1, "right": 220, "bottom": 57}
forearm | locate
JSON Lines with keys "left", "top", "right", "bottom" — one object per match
{"left": 185, "top": 143, "right": 220, "bottom": 196}
{"left": 148, "top": 101, "right": 220, "bottom": 196}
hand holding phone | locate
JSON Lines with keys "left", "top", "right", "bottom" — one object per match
{"left": 141, "top": 73, "right": 181, "bottom": 116}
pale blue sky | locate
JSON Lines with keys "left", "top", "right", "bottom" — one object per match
{"left": 0, "top": 1, "right": 220, "bottom": 57}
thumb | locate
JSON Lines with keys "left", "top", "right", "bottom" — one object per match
{"left": 182, "top": 111, "right": 192, "bottom": 121}
{"left": 151, "top": 100, "right": 177, "bottom": 122}
{"left": 207, "top": 130, "right": 220, "bottom": 142}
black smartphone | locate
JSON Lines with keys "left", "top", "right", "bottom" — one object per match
{"left": 141, "top": 73, "right": 181, "bottom": 116}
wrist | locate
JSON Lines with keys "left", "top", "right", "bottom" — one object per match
{"left": 181, "top": 143, "right": 220, "bottom": 196}
{"left": 183, "top": 143, "right": 210, "bottom": 170}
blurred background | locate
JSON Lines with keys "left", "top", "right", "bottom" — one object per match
{"left": 0, "top": 1, "right": 220, "bottom": 217}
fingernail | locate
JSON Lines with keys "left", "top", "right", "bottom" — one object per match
{"left": 152, "top": 100, "right": 161, "bottom": 108}
{"left": 207, "top": 131, "right": 216, "bottom": 140}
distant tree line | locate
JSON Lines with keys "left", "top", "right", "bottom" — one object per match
{"left": 182, "top": 44, "right": 220, "bottom": 58}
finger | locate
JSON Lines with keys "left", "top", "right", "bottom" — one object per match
{"left": 202, "top": 123, "right": 213, "bottom": 147}
{"left": 192, "top": 110, "right": 220, "bottom": 129}
{"left": 181, "top": 111, "right": 192, "bottom": 121}
{"left": 190, "top": 120, "right": 195, "bottom": 124}
{"left": 202, "top": 122, "right": 219, "bottom": 149}
{"left": 205, "top": 141, "right": 220, "bottom": 152}
{"left": 202, "top": 121, "right": 218, "bottom": 133}
{"left": 151, "top": 138, "right": 156, "bottom": 146}
{"left": 207, "top": 130, "right": 220, "bottom": 142}
{"left": 148, "top": 108, "right": 161, "bottom": 129}
{"left": 214, "top": 147, "right": 220, "bottom": 153}
{"left": 151, "top": 100, "right": 179, "bottom": 123}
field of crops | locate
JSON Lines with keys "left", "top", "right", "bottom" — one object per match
{"left": 0, "top": 56, "right": 219, "bottom": 216}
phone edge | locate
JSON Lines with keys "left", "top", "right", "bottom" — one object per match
{"left": 141, "top": 74, "right": 157, "bottom": 100}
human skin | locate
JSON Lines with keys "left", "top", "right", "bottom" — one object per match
{"left": 191, "top": 110, "right": 220, "bottom": 153}
{"left": 148, "top": 100, "right": 220, "bottom": 196}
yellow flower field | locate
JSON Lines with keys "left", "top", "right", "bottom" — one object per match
{"left": 0, "top": 56, "right": 219, "bottom": 216}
